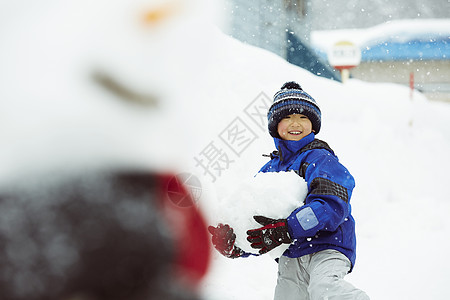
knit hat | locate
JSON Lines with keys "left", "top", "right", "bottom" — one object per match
{"left": 267, "top": 81, "right": 321, "bottom": 138}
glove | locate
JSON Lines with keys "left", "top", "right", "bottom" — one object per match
{"left": 246, "top": 216, "right": 292, "bottom": 254}
{"left": 208, "top": 224, "right": 245, "bottom": 258}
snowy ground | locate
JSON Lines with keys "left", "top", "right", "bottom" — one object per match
{"left": 1, "top": 1, "right": 449, "bottom": 300}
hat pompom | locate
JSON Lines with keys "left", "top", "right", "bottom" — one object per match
{"left": 281, "top": 81, "right": 302, "bottom": 90}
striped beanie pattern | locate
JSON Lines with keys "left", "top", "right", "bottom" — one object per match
{"left": 267, "top": 81, "right": 321, "bottom": 138}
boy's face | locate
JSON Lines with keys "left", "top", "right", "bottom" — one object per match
{"left": 277, "top": 114, "right": 313, "bottom": 141}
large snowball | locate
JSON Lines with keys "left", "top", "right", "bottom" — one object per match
{"left": 215, "top": 171, "right": 308, "bottom": 259}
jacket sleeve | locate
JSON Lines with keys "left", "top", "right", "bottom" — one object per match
{"left": 286, "top": 150, "right": 355, "bottom": 239}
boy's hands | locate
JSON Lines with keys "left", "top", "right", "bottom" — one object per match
{"left": 208, "top": 224, "right": 244, "bottom": 258}
{"left": 209, "top": 216, "right": 292, "bottom": 257}
{"left": 246, "top": 216, "right": 292, "bottom": 254}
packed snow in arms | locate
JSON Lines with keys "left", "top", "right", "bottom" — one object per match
{"left": 213, "top": 171, "right": 308, "bottom": 259}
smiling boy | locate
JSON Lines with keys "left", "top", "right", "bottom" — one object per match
{"left": 209, "top": 81, "right": 369, "bottom": 300}
{"left": 277, "top": 114, "right": 313, "bottom": 141}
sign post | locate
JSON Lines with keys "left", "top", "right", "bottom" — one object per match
{"left": 327, "top": 41, "right": 361, "bottom": 83}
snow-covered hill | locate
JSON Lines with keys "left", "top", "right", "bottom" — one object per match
{"left": 197, "top": 28, "right": 450, "bottom": 300}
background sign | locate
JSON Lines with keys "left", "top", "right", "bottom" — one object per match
{"left": 328, "top": 41, "right": 361, "bottom": 70}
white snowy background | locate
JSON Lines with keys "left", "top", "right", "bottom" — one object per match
{"left": 0, "top": 1, "right": 449, "bottom": 300}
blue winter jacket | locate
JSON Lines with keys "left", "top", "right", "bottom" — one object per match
{"left": 259, "top": 133, "right": 357, "bottom": 269}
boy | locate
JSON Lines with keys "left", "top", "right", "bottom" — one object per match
{"left": 208, "top": 82, "right": 369, "bottom": 300}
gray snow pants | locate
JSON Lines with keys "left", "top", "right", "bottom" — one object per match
{"left": 274, "top": 250, "right": 369, "bottom": 300}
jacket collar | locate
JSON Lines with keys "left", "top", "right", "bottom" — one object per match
{"left": 274, "top": 132, "right": 315, "bottom": 162}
